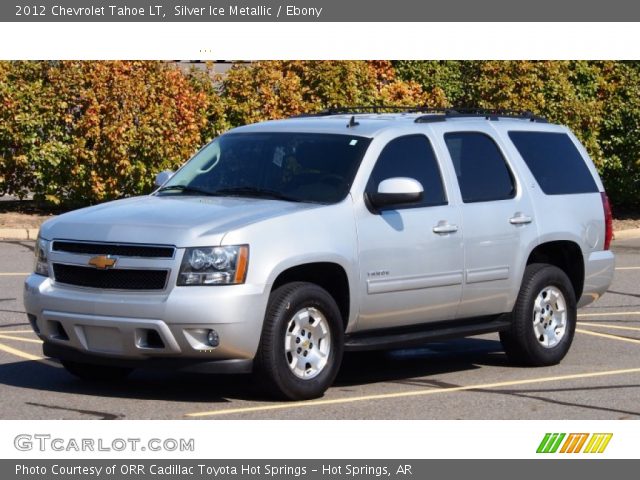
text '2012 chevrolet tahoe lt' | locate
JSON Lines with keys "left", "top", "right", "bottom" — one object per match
{"left": 25, "top": 109, "right": 615, "bottom": 400}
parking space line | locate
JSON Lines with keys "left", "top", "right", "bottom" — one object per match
{"left": 0, "top": 342, "right": 58, "bottom": 367}
{"left": 0, "top": 334, "right": 42, "bottom": 344}
{"left": 578, "top": 312, "right": 640, "bottom": 317}
{"left": 0, "top": 330, "right": 33, "bottom": 334}
{"left": 0, "top": 273, "right": 29, "bottom": 276}
{"left": 0, "top": 343, "right": 62, "bottom": 368}
{"left": 615, "top": 267, "right": 640, "bottom": 270}
{"left": 578, "top": 322, "right": 640, "bottom": 332}
{"left": 0, "top": 342, "right": 43, "bottom": 361}
{"left": 576, "top": 328, "right": 640, "bottom": 345}
{"left": 186, "top": 367, "right": 640, "bottom": 418}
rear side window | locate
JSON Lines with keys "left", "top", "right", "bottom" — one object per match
{"left": 444, "top": 132, "right": 516, "bottom": 203}
{"left": 367, "top": 135, "right": 447, "bottom": 207}
{"left": 508, "top": 131, "right": 598, "bottom": 195}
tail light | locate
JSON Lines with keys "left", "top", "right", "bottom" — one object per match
{"left": 601, "top": 192, "right": 613, "bottom": 250}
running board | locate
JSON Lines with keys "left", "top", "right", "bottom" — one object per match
{"left": 344, "top": 317, "right": 511, "bottom": 352}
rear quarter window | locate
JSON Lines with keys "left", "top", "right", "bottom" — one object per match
{"left": 508, "top": 131, "right": 598, "bottom": 195}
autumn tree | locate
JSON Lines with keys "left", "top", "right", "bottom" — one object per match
{"left": 0, "top": 61, "right": 224, "bottom": 205}
{"left": 1, "top": 60, "right": 639, "bottom": 209}
{"left": 222, "top": 60, "right": 445, "bottom": 126}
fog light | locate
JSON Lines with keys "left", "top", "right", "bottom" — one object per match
{"left": 207, "top": 329, "right": 219, "bottom": 347}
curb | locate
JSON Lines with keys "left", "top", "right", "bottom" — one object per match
{"left": 0, "top": 228, "right": 40, "bottom": 241}
{"left": 613, "top": 227, "right": 640, "bottom": 241}
{"left": 1, "top": 226, "right": 640, "bottom": 241}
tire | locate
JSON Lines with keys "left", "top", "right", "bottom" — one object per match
{"left": 61, "top": 360, "right": 133, "bottom": 382}
{"left": 500, "top": 263, "right": 577, "bottom": 366}
{"left": 254, "top": 282, "right": 344, "bottom": 400}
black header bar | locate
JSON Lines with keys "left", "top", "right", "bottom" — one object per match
{"left": 5, "top": 0, "right": 640, "bottom": 22}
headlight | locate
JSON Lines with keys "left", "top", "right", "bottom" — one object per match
{"left": 178, "top": 245, "right": 249, "bottom": 286}
{"left": 34, "top": 236, "right": 50, "bottom": 277}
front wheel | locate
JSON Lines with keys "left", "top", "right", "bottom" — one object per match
{"left": 500, "top": 263, "right": 577, "bottom": 366}
{"left": 254, "top": 282, "right": 344, "bottom": 400}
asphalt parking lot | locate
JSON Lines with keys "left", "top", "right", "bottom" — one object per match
{"left": 0, "top": 238, "right": 639, "bottom": 420}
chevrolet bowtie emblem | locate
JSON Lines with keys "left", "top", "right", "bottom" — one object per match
{"left": 88, "top": 255, "right": 117, "bottom": 270}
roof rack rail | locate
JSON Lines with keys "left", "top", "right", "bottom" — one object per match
{"left": 292, "top": 106, "right": 450, "bottom": 118}
{"left": 291, "top": 106, "right": 548, "bottom": 123}
{"left": 414, "top": 108, "right": 548, "bottom": 123}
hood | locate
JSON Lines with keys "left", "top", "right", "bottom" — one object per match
{"left": 39, "top": 195, "right": 319, "bottom": 247}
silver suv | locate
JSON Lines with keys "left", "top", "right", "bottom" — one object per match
{"left": 24, "top": 109, "right": 615, "bottom": 400}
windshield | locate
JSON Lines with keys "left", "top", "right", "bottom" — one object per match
{"left": 158, "top": 132, "right": 372, "bottom": 204}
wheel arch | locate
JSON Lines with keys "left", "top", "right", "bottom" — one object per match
{"left": 526, "top": 240, "right": 585, "bottom": 300}
{"left": 270, "top": 262, "right": 351, "bottom": 331}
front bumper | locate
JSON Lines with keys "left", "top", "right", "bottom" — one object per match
{"left": 24, "top": 274, "right": 269, "bottom": 368}
{"left": 43, "top": 342, "right": 253, "bottom": 374}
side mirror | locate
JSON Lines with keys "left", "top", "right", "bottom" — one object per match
{"left": 367, "top": 177, "right": 424, "bottom": 210}
{"left": 154, "top": 170, "right": 174, "bottom": 188}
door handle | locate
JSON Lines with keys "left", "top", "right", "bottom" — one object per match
{"left": 433, "top": 222, "right": 459, "bottom": 234}
{"left": 509, "top": 213, "right": 533, "bottom": 225}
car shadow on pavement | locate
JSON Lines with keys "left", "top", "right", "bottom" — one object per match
{"left": 0, "top": 337, "right": 509, "bottom": 407}
{"left": 336, "top": 337, "right": 509, "bottom": 387}
{"left": 0, "top": 359, "right": 257, "bottom": 405}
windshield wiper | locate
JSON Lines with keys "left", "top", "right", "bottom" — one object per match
{"left": 156, "top": 185, "right": 218, "bottom": 196}
{"left": 213, "top": 187, "right": 305, "bottom": 203}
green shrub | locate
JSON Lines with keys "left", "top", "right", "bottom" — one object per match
{"left": 221, "top": 60, "right": 444, "bottom": 126}
{"left": 0, "top": 61, "right": 224, "bottom": 206}
{"left": 1, "top": 60, "right": 639, "bottom": 210}
{"left": 394, "top": 60, "right": 640, "bottom": 210}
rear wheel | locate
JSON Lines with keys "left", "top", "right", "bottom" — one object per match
{"left": 255, "top": 282, "right": 344, "bottom": 400}
{"left": 61, "top": 360, "right": 133, "bottom": 382}
{"left": 500, "top": 263, "right": 577, "bottom": 366}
